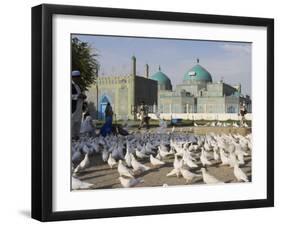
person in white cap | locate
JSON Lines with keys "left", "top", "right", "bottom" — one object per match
{"left": 72, "top": 70, "right": 86, "bottom": 139}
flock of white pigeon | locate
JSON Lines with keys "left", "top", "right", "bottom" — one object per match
{"left": 194, "top": 121, "right": 249, "bottom": 128}
{"left": 72, "top": 127, "right": 252, "bottom": 190}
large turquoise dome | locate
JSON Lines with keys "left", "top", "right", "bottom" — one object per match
{"left": 183, "top": 64, "right": 212, "bottom": 82}
{"left": 151, "top": 66, "right": 172, "bottom": 90}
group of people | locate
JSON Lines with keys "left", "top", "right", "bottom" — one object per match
{"left": 72, "top": 70, "right": 150, "bottom": 140}
{"left": 71, "top": 70, "right": 96, "bottom": 140}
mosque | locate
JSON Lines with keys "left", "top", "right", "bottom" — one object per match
{"left": 86, "top": 56, "right": 251, "bottom": 120}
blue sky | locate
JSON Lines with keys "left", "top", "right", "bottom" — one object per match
{"left": 72, "top": 34, "right": 252, "bottom": 95}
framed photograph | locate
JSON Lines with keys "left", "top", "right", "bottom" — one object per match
{"left": 32, "top": 4, "right": 274, "bottom": 221}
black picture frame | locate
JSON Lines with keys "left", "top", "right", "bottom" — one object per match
{"left": 32, "top": 4, "right": 274, "bottom": 222}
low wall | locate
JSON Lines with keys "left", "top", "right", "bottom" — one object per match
{"left": 148, "top": 113, "right": 252, "bottom": 121}
{"left": 192, "top": 127, "right": 251, "bottom": 136}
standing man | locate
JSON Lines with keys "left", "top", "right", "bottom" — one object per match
{"left": 105, "top": 102, "right": 113, "bottom": 122}
{"left": 72, "top": 70, "right": 86, "bottom": 140}
{"left": 239, "top": 102, "right": 247, "bottom": 126}
{"left": 138, "top": 101, "right": 150, "bottom": 130}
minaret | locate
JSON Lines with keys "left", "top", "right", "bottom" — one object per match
{"left": 131, "top": 55, "right": 136, "bottom": 76}
{"left": 145, "top": 64, "right": 149, "bottom": 78}
{"left": 131, "top": 56, "right": 136, "bottom": 120}
{"left": 237, "top": 83, "right": 241, "bottom": 93}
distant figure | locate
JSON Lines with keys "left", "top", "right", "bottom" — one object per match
{"left": 113, "top": 124, "right": 129, "bottom": 136}
{"left": 239, "top": 103, "right": 247, "bottom": 125}
{"left": 138, "top": 101, "right": 150, "bottom": 130}
{"left": 71, "top": 70, "right": 86, "bottom": 140}
{"left": 100, "top": 102, "right": 113, "bottom": 137}
{"left": 105, "top": 102, "right": 113, "bottom": 122}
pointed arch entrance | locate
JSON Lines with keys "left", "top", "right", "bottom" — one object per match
{"left": 99, "top": 95, "right": 110, "bottom": 120}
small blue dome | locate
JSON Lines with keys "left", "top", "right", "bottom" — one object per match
{"left": 150, "top": 66, "right": 172, "bottom": 90}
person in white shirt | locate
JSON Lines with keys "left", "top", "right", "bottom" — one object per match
{"left": 71, "top": 70, "right": 86, "bottom": 140}
{"left": 138, "top": 101, "right": 150, "bottom": 130}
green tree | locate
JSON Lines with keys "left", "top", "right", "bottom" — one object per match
{"left": 72, "top": 37, "right": 99, "bottom": 90}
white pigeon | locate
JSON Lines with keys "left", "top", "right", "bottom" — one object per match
{"left": 213, "top": 144, "right": 220, "bottom": 161}
{"left": 174, "top": 145, "right": 185, "bottom": 156}
{"left": 235, "top": 143, "right": 249, "bottom": 157}
{"left": 112, "top": 144, "right": 125, "bottom": 160}
{"left": 203, "top": 142, "right": 212, "bottom": 152}
{"left": 201, "top": 168, "right": 224, "bottom": 184}
{"left": 219, "top": 149, "right": 229, "bottom": 166}
{"left": 158, "top": 146, "right": 171, "bottom": 158}
{"left": 183, "top": 152, "right": 198, "bottom": 168}
{"left": 185, "top": 158, "right": 198, "bottom": 168}
{"left": 119, "top": 176, "right": 144, "bottom": 188}
{"left": 194, "top": 122, "right": 198, "bottom": 127}
{"left": 173, "top": 155, "right": 183, "bottom": 177}
{"left": 200, "top": 149, "right": 212, "bottom": 166}
{"left": 213, "top": 149, "right": 219, "bottom": 161}
{"left": 146, "top": 142, "right": 155, "bottom": 150}
{"left": 188, "top": 143, "right": 199, "bottom": 153}
{"left": 155, "top": 152, "right": 162, "bottom": 160}
{"left": 102, "top": 149, "right": 109, "bottom": 162}
{"left": 169, "top": 148, "right": 176, "bottom": 155}
{"left": 131, "top": 154, "right": 150, "bottom": 172}
{"left": 228, "top": 142, "right": 236, "bottom": 152}
{"left": 74, "top": 153, "right": 90, "bottom": 173}
{"left": 150, "top": 154, "right": 165, "bottom": 166}
{"left": 135, "top": 149, "right": 149, "bottom": 159}
{"left": 126, "top": 141, "right": 134, "bottom": 153}
{"left": 118, "top": 160, "right": 134, "bottom": 178}
{"left": 237, "top": 152, "right": 245, "bottom": 165}
{"left": 233, "top": 163, "right": 249, "bottom": 182}
{"left": 125, "top": 149, "right": 132, "bottom": 167}
{"left": 180, "top": 168, "right": 201, "bottom": 183}
{"left": 72, "top": 177, "right": 93, "bottom": 190}
{"left": 144, "top": 143, "right": 155, "bottom": 155}
{"left": 107, "top": 153, "right": 117, "bottom": 168}
{"left": 185, "top": 142, "right": 191, "bottom": 150}
{"left": 229, "top": 151, "right": 238, "bottom": 167}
